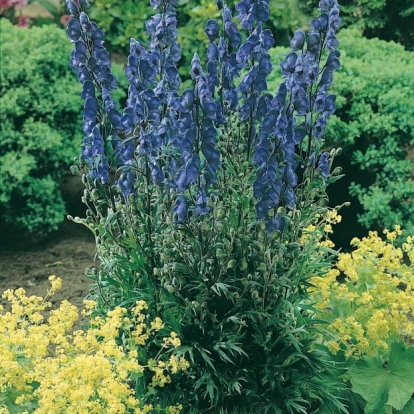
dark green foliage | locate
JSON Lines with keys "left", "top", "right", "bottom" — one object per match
{"left": 78, "top": 151, "right": 346, "bottom": 413}
{"left": 268, "top": 29, "right": 414, "bottom": 240}
{"left": 300, "top": 0, "right": 414, "bottom": 50}
{"left": 0, "top": 21, "right": 83, "bottom": 235}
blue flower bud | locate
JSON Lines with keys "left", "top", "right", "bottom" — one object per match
{"left": 173, "top": 196, "right": 188, "bottom": 224}
{"left": 66, "top": 0, "right": 79, "bottom": 16}
{"left": 290, "top": 30, "right": 306, "bottom": 51}
{"left": 191, "top": 53, "right": 203, "bottom": 79}
{"left": 317, "top": 151, "right": 330, "bottom": 178}
{"left": 307, "top": 33, "right": 321, "bottom": 54}
{"left": 67, "top": 18, "right": 82, "bottom": 41}
{"left": 205, "top": 19, "right": 220, "bottom": 42}
{"left": 118, "top": 171, "right": 134, "bottom": 196}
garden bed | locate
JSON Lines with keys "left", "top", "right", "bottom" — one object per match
{"left": 0, "top": 219, "right": 95, "bottom": 327}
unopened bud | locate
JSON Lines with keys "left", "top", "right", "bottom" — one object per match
{"left": 216, "top": 249, "right": 225, "bottom": 258}
{"left": 216, "top": 222, "right": 224, "bottom": 232}
{"left": 70, "top": 165, "right": 80, "bottom": 175}
{"left": 201, "top": 223, "right": 210, "bottom": 233}
{"left": 332, "top": 166, "right": 342, "bottom": 175}
{"left": 227, "top": 260, "right": 237, "bottom": 269}
{"left": 91, "top": 189, "right": 100, "bottom": 200}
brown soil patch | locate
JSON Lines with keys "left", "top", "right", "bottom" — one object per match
{"left": 0, "top": 218, "right": 97, "bottom": 328}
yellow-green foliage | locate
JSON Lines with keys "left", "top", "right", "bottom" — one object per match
{"left": 309, "top": 227, "right": 414, "bottom": 358}
{"left": 0, "top": 277, "right": 188, "bottom": 413}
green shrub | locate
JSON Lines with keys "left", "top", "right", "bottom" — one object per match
{"left": 268, "top": 29, "right": 414, "bottom": 240}
{"left": 0, "top": 20, "right": 127, "bottom": 235}
{"left": 0, "top": 21, "right": 83, "bottom": 235}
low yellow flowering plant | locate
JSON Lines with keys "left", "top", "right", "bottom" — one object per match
{"left": 0, "top": 276, "right": 188, "bottom": 414}
{"left": 309, "top": 226, "right": 414, "bottom": 358}
{"left": 308, "top": 225, "right": 414, "bottom": 414}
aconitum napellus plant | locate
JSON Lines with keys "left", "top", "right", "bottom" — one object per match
{"left": 66, "top": 0, "right": 346, "bottom": 412}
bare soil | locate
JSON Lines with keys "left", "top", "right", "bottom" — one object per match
{"left": 0, "top": 218, "right": 96, "bottom": 327}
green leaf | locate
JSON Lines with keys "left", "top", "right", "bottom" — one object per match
{"left": 348, "top": 342, "right": 414, "bottom": 413}
{"left": 396, "top": 397, "right": 414, "bottom": 413}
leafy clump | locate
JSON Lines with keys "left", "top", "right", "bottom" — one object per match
{"left": 309, "top": 226, "right": 414, "bottom": 414}
{"left": 348, "top": 342, "right": 414, "bottom": 414}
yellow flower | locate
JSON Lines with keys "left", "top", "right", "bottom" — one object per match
{"left": 309, "top": 227, "right": 414, "bottom": 358}
{"left": 150, "top": 317, "right": 165, "bottom": 331}
{"left": 0, "top": 278, "right": 189, "bottom": 413}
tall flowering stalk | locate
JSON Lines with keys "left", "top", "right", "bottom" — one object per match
{"left": 67, "top": 0, "right": 346, "bottom": 412}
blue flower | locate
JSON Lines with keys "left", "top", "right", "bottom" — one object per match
{"left": 223, "top": 6, "right": 242, "bottom": 49}
{"left": 81, "top": 80, "right": 95, "bottom": 100}
{"left": 67, "top": 18, "right": 82, "bottom": 41}
{"left": 114, "top": 139, "right": 134, "bottom": 165}
{"left": 173, "top": 196, "right": 188, "bottom": 224}
{"left": 205, "top": 19, "right": 220, "bottom": 42}
{"left": 311, "top": 13, "right": 328, "bottom": 34}
{"left": 83, "top": 96, "right": 98, "bottom": 135}
{"left": 265, "top": 212, "right": 286, "bottom": 233}
{"left": 317, "top": 151, "right": 330, "bottom": 178}
{"left": 90, "top": 156, "right": 109, "bottom": 184}
{"left": 176, "top": 153, "right": 200, "bottom": 193}
{"left": 326, "top": 50, "right": 340, "bottom": 71}
{"left": 195, "top": 185, "right": 211, "bottom": 216}
{"left": 66, "top": 0, "right": 79, "bottom": 16}
{"left": 236, "top": 0, "right": 270, "bottom": 31}
{"left": 290, "top": 30, "right": 305, "bottom": 51}
{"left": 307, "top": 33, "right": 321, "bottom": 55}
{"left": 191, "top": 53, "right": 203, "bottom": 79}
{"left": 118, "top": 171, "right": 135, "bottom": 196}
{"left": 313, "top": 113, "right": 328, "bottom": 138}
{"left": 280, "top": 52, "right": 297, "bottom": 76}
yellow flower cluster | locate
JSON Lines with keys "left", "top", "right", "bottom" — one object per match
{"left": 300, "top": 209, "right": 342, "bottom": 249}
{"left": 309, "top": 227, "right": 414, "bottom": 358}
{"left": 0, "top": 277, "right": 188, "bottom": 413}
